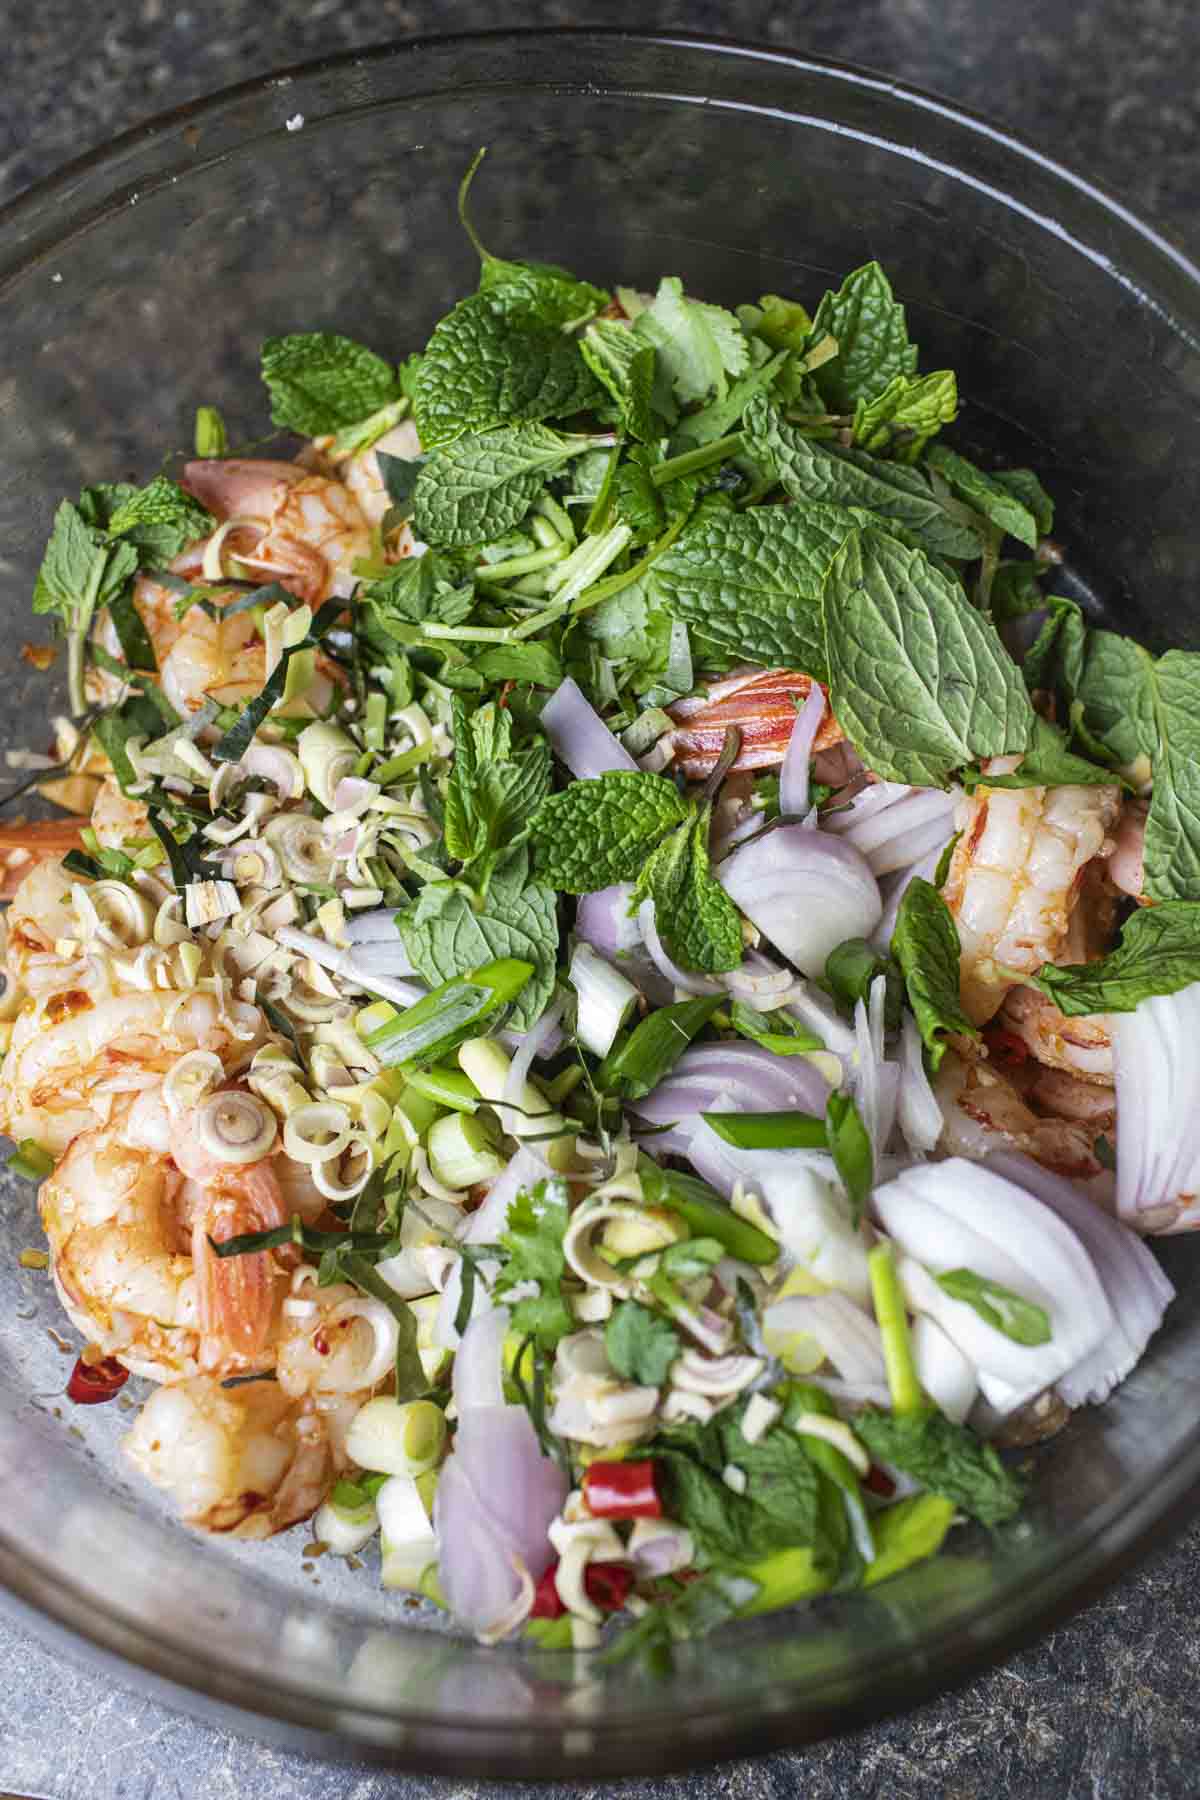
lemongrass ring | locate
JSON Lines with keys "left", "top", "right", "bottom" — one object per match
{"left": 194, "top": 1089, "right": 277, "bottom": 1163}
{"left": 240, "top": 744, "right": 305, "bottom": 802}
{"left": 313, "top": 1138, "right": 374, "bottom": 1202}
{"left": 263, "top": 813, "right": 335, "bottom": 884}
{"left": 325, "top": 1296, "right": 401, "bottom": 1390}
{"left": 87, "top": 881, "right": 155, "bottom": 947}
{"left": 284, "top": 1100, "right": 353, "bottom": 1166}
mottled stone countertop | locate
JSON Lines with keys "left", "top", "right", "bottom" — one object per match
{"left": 2, "top": 4, "right": 1199, "bottom": 1796}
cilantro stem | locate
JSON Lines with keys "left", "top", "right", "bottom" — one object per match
{"left": 510, "top": 599, "right": 569, "bottom": 640}
{"left": 373, "top": 741, "right": 434, "bottom": 783}
{"left": 868, "top": 1241, "right": 924, "bottom": 1416}
{"left": 650, "top": 432, "right": 744, "bottom": 488}
{"left": 421, "top": 621, "right": 527, "bottom": 643}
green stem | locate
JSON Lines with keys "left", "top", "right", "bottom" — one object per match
{"left": 868, "top": 1241, "right": 924, "bottom": 1416}
{"left": 974, "top": 522, "right": 1002, "bottom": 613}
{"left": 584, "top": 440, "right": 623, "bottom": 537}
{"left": 651, "top": 431, "right": 744, "bottom": 488}
{"left": 475, "top": 542, "right": 570, "bottom": 584}
{"left": 68, "top": 553, "right": 108, "bottom": 717}
{"left": 570, "top": 512, "right": 687, "bottom": 616}
{"left": 535, "top": 492, "right": 577, "bottom": 548}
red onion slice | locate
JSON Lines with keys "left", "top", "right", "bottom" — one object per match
{"left": 576, "top": 883, "right": 642, "bottom": 958}
{"left": 434, "top": 1457, "right": 529, "bottom": 1637}
{"left": 630, "top": 1042, "right": 828, "bottom": 1123}
{"left": 541, "top": 677, "right": 637, "bottom": 779}
{"left": 872, "top": 844, "right": 946, "bottom": 953}
{"left": 896, "top": 1012, "right": 944, "bottom": 1155}
{"left": 452, "top": 1404, "right": 569, "bottom": 1574}
{"left": 459, "top": 1149, "right": 545, "bottom": 1248}
{"left": 719, "top": 825, "right": 881, "bottom": 979}
{"left": 503, "top": 995, "right": 566, "bottom": 1109}
{"left": 1113, "top": 983, "right": 1200, "bottom": 1232}
{"left": 825, "top": 783, "right": 958, "bottom": 876}
{"left": 779, "top": 684, "right": 826, "bottom": 820}
{"left": 985, "top": 1149, "right": 1174, "bottom": 1406}
{"left": 453, "top": 1305, "right": 510, "bottom": 1412}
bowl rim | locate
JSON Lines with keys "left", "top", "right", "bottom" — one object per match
{"left": 2, "top": 25, "right": 1199, "bottom": 1777}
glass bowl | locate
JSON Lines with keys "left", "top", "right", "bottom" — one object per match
{"left": 1, "top": 29, "right": 1199, "bottom": 1779}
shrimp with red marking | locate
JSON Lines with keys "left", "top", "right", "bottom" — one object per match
{"left": 935, "top": 1049, "right": 1108, "bottom": 1181}
{"left": 182, "top": 458, "right": 371, "bottom": 606}
{"left": 666, "top": 669, "right": 845, "bottom": 781}
{"left": 941, "top": 769, "right": 1121, "bottom": 1024}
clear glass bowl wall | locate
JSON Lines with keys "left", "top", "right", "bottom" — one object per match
{"left": 1, "top": 31, "right": 1198, "bottom": 1779}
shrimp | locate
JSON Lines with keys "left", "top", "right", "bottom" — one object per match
{"left": 941, "top": 774, "right": 1121, "bottom": 1024}
{"left": 338, "top": 419, "right": 422, "bottom": 531}
{"left": 666, "top": 669, "right": 845, "bottom": 781}
{"left": 40, "top": 1088, "right": 289, "bottom": 1379}
{"left": 5, "top": 857, "right": 81, "bottom": 983}
{"left": 935, "top": 1049, "right": 1107, "bottom": 1180}
{"left": 183, "top": 458, "right": 371, "bottom": 606}
{"left": 0, "top": 820, "right": 86, "bottom": 901}
{"left": 159, "top": 602, "right": 268, "bottom": 718}
{"left": 998, "top": 984, "right": 1114, "bottom": 1084}
{"left": 123, "top": 1374, "right": 334, "bottom": 1537}
{"left": 0, "top": 989, "right": 266, "bottom": 1154}
{"left": 90, "top": 775, "right": 150, "bottom": 851}
{"left": 1107, "top": 798, "right": 1149, "bottom": 902}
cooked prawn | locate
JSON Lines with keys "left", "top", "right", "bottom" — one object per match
{"left": 183, "top": 458, "right": 371, "bottom": 606}
{"left": 159, "top": 603, "right": 269, "bottom": 718}
{"left": 39, "top": 1091, "right": 288, "bottom": 1382}
{"left": 998, "top": 984, "right": 1114, "bottom": 1085}
{"left": 935, "top": 1049, "right": 1107, "bottom": 1180}
{"left": 667, "top": 670, "right": 845, "bottom": 781}
{"left": 5, "top": 857, "right": 82, "bottom": 984}
{"left": 0, "top": 820, "right": 86, "bottom": 901}
{"left": 90, "top": 776, "right": 150, "bottom": 851}
{"left": 123, "top": 1374, "right": 335, "bottom": 1537}
{"left": 1107, "top": 798, "right": 1149, "bottom": 902}
{"left": 0, "top": 989, "right": 266, "bottom": 1154}
{"left": 941, "top": 772, "right": 1121, "bottom": 1023}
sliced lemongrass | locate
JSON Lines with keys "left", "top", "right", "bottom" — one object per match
{"left": 347, "top": 1399, "right": 447, "bottom": 1479}
{"left": 194, "top": 1090, "right": 277, "bottom": 1163}
{"left": 283, "top": 1100, "right": 353, "bottom": 1165}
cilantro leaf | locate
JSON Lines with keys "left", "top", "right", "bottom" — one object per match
{"left": 529, "top": 770, "right": 690, "bottom": 892}
{"left": 605, "top": 1300, "right": 681, "bottom": 1386}
{"left": 632, "top": 276, "right": 749, "bottom": 409}
{"left": 414, "top": 274, "right": 605, "bottom": 448}
{"left": 398, "top": 848, "right": 558, "bottom": 1030}
{"left": 744, "top": 398, "right": 981, "bottom": 561}
{"left": 809, "top": 260, "right": 918, "bottom": 412}
{"left": 632, "top": 806, "right": 743, "bottom": 974}
{"left": 823, "top": 528, "right": 1035, "bottom": 787}
{"left": 891, "top": 878, "right": 979, "bottom": 1067}
{"left": 580, "top": 320, "right": 658, "bottom": 442}
{"left": 652, "top": 498, "right": 848, "bottom": 678}
{"left": 260, "top": 332, "right": 402, "bottom": 435}
{"left": 852, "top": 1407, "right": 1025, "bottom": 1528}
{"left": 934, "top": 1269, "right": 1051, "bottom": 1346}
{"left": 926, "top": 444, "right": 1039, "bottom": 549}
{"left": 669, "top": 348, "right": 789, "bottom": 453}
{"left": 412, "top": 424, "right": 590, "bottom": 548}
{"left": 1029, "top": 901, "right": 1200, "bottom": 1015}
{"left": 852, "top": 369, "right": 957, "bottom": 462}
{"left": 493, "top": 1180, "right": 573, "bottom": 1350}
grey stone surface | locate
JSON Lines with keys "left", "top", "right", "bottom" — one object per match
{"left": 2, "top": 3, "right": 1199, "bottom": 1795}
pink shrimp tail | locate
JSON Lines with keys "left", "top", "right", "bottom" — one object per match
{"left": 192, "top": 1160, "right": 287, "bottom": 1368}
{"left": 183, "top": 458, "right": 302, "bottom": 522}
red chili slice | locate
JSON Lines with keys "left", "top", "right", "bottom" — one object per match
{"left": 66, "top": 1355, "right": 129, "bottom": 1405}
{"left": 530, "top": 1563, "right": 566, "bottom": 1619}
{"left": 583, "top": 1563, "right": 633, "bottom": 1613}
{"left": 863, "top": 1463, "right": 896, "bottom": 1498}
{"left": 581, "top": 1460, "right": 663, "bottom": 1519}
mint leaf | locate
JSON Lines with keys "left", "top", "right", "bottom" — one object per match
{"left": 358, "top": 554, "right": 474, "bottom": 636}
{"left": 925, "top": 445, "right": 1039, "bottom": 549}
{"left": 494, "top": 1180, "right": 573, "bottom": 1349}
{"left": 580, "top": 320, "right": 658, "bottom": 442}
{"left": 397, "top": 848, "right": 558, "bottom": 1029}
{"left": 934, "top": 1269, "right": 1051, "bottom": 1346}
{"left": 1029, "top": 900, "right": 1200, "bottom": 1015}
{"left": 632, "top": 806, "right": 742, "bottom": 974}
{"left": 852, "top": 370, "right": 957, "bottom": 462}
{"left": 670, "top": 348, "right": 789, "bottom": 453}
{"left": 605, "top": 1301, "right": 681, "bottom": 1386}
{"left": 83, "top": 477, "right": 215, "bottom": 569}
{"left": 414, "top": 276, "right": 605, "bottom": 448}
{"left": 260, "top": 332, "right": 401, "bottom": 435}
{"left": 990, "top": 467, "right": 1054, "bottom": 536}
{"left": 1145, "top": 650, "right": 1200, "bottom": 903}
{"left": 472, "top": 641, "right": 562, "bottom": 688}
{"left": 891, "top": 878, "right": 979, "bottom": 1068}
{"left": 442, "top": 697, "right": 551, "bottom": 875}
{"left": 809, "top": 261, "right": 918, "bottom": 412}
{"left": 32, "top": 500, "right": 120, "bottom": 621}
{"left": 823, "top": 528, "right": 1035, "bottom": 786}
{"left": 656, "top": 1404, "right": 833, "bottom": 1565}
{"left": 740, "top": 292, "right": 813, "bottom": 352}
{"left": 744, "top": 399, "right": 980, "bottom": 560}
{"left": 412, "top": 424, "right": 588, "bottom": 548}
{"left": 633, "top": 276, "right": 749, "bottom": 409}
{"left": 529, "top": 770, "right": 689, "bottom": 892}
{"left": 852, "top": 1407, "right": 1025, "bottom": 1528}
{"left": 612, "top": 459, "right": 667, "bottom": 546}
{"left": 992, "top": 561, "right": 1046, "bottom": 623}
{"left": 962, "top": 717, "right": 1115, "bottom": 791}
{"left": 653, "top": 498, "right": 849, "bottom": 677}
